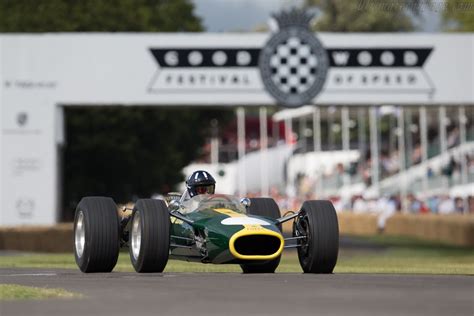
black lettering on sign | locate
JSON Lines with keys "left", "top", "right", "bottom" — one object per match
{"left": 150, "top": 49, "right": 261, "bottom": 68}
{"left": 150, "top": 47, "right": 433, "bottom": 68}
{"left": 327, "top": 48, "right": 433, "bottom": 67}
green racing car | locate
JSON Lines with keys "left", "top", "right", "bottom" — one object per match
{"left": 73, "top": 193, "right": 339, "bottom": 274}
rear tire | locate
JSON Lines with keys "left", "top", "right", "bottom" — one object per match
{"left": 240, "top": 198, "right": 281, "bottom": 273}
{"left": 248, "top": 198, "right": 281, "bottom": 223}
{"left": 129, "top": 199, "right": 170, "bottom": 273}
{"left": 74, "top": 197, "right": 120, "bottom": 273}
{"left": 294, "top": 200, "right": 339, "bottom": 273}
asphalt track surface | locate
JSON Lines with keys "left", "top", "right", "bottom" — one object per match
{"left": 1, "top": 268, "right": 473, "bottom": 316}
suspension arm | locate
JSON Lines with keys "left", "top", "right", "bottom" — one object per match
{"left": 274, "top": 212, "right": 299, "bottom": 225}
{"left": 169, "top": 211, "right": 194, "bottom": 224}
{"left": 283, "top": 235, "right": 306, "bottom": 249}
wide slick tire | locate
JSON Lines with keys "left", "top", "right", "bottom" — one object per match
{"left": 294, "top": 200, "right": 339, "bottom": 273}
{"left": 240, "top": 198, "right": 281, "bottom": 274}
{"left": 129, "top": 199, "right": 170, "bottom": 273}
{"left": 74, "top": 196, "right": 120, "bottom": 273}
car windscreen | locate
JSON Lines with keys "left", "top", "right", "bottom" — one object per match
{"left": 180, "top": 194, "right": 247, "bottom": 214}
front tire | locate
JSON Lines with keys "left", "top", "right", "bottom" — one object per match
{"left": 129, "top": 199, "right": 170, "bottom": 273}
{"left": 74, "top": 197, "right": 120, "bottom": 273}
{"left": 240, "top": 198, "right": 281, "bottom": 273}
{"left": 294, "top": 200, "right": 339, "bottom": 273}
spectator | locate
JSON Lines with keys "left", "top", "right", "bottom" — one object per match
{"left": 426, "top": 195, "right": 440, "bottom": 213}
{"left": 447, "top": 127, "right": 460, "bottom": 148}
{"left": 377, "top": 195, "right": 398, "bottom": 232}
{"left": 352, "top": 195, "right": 367, "bottom": 214}
{"left": 407, "top": 194, "right": 423, "bottom": 213}
{"left": 412, "top": 144, "right": 422, "bottom": 165}
{"left": 454, "top": 197, "right": 465, "bottom": 213}
{"left": 438, "top": 195, "right": 456, "bottom": 214}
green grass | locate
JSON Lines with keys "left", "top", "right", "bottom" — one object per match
{"left": 336, "top": 248, "right": 474, "bottom": 274}
{"left": 0, "top": 284, "right": 81, "bottom": 300}
{"left": 344, "top": 234, "right": 473, "bottom": 249}
{"left": 334, "top": 235, "right": 474, "bottom": 274}
{"left": 1, "top": 237, "right": 473, "bottom": 275}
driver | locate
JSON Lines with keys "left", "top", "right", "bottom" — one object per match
{"left": 182, "top": 170, "right": 216, "bottom": 201}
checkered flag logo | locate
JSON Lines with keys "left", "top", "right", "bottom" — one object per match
{"left": 259, "top": 9, "right": 329, "bottom": 108}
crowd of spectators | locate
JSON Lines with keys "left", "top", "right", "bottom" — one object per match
{"left": 246, "top": 184, "right": 473, "bottom": 216}
{"left": 245, "top": 186, "right": 473, "bottom": 231}
{"left": 313, "top": 148, "right": 472, "bottom": 200}
{"left": 209, "top": 116, "right": 474, "bottom": 217}
{"left": 361, "top": 126, "right": 467, "bottom": 182}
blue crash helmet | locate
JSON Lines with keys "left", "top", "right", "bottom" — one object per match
{"left": 186, "top": 170, "right": 216, "bottom": 197}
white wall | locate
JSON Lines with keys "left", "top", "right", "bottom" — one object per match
{"left": 237, "top": 145, "right": 293, "bottom": 193}
{"left": 183, "top": 144, "right": 293, "bottom": 195}
{"left": 287, "top": 150, "right": 360, "bottom": 188}
{"left": 0, "top": 38, "right": 3, "bottom": 224}
{"left": 1, "top": 95, "right": 57, "bottom": 225}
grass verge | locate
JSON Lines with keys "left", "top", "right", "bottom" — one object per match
{"left": 0, "top": 284, "right": 81, "bottom": 300}
{"left": 1, "top": 236, "right": 473, "bottom": 274}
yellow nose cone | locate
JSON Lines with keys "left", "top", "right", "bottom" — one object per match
{"left": 229, "top": 227, "right": 284, "bottom": 260}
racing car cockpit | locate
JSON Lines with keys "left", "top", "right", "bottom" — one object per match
{"left": 179, "top": 194, "right": 248, "bottom": 215}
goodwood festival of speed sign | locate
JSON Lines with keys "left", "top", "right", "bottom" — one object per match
{"left": 259, "top": 10, "right": 329, "bottom": 107}
{"left": 148, "top": 9, "right": 434, "bottom": 108}
{"left": 148, "top": 8, "right": 330, "bottom": 108}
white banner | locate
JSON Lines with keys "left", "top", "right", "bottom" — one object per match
{"left": 1, "top": 33, "right": 473, "bottom": 106}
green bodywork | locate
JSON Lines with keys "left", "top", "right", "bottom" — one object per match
{"left": 168, "top": 195, "right": 282, "bottom": 264}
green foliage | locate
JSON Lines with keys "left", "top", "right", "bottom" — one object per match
{"left": 305, "top": 0, "right": 431, "bottom": 32}
{"left": 0, "top": 0, "right": 202, "bottom": 32}
{"left": 443, "top": 0, "right": 474, "bottom": 31}
{"left": 63, "top": 107, "right": 230, "bottom": 213}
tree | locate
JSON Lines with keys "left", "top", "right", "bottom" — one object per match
{"left": 443, "top": 0, "right": 474, "bottom": 31}
{"left": 0, "top": 0, "right": 203, "bottom": 32}
{"left": 304, "top": 0, "right": 431, "bottom": 32}
{"left": 63, "top": 107, "right": 228, "bottom": 214}
{"left": 0, "top": 0, "right": 232, "bottom": 219}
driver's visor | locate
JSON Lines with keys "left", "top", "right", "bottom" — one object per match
{"left": 195, "top": 185, "right": 215, "bottom": 195}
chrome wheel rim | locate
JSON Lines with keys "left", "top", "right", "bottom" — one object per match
{"left": 75, "top": 212, "right": 85, "bottom": 258}
{"left": 131, "top": 212, "right": 142, "bottom": 260}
